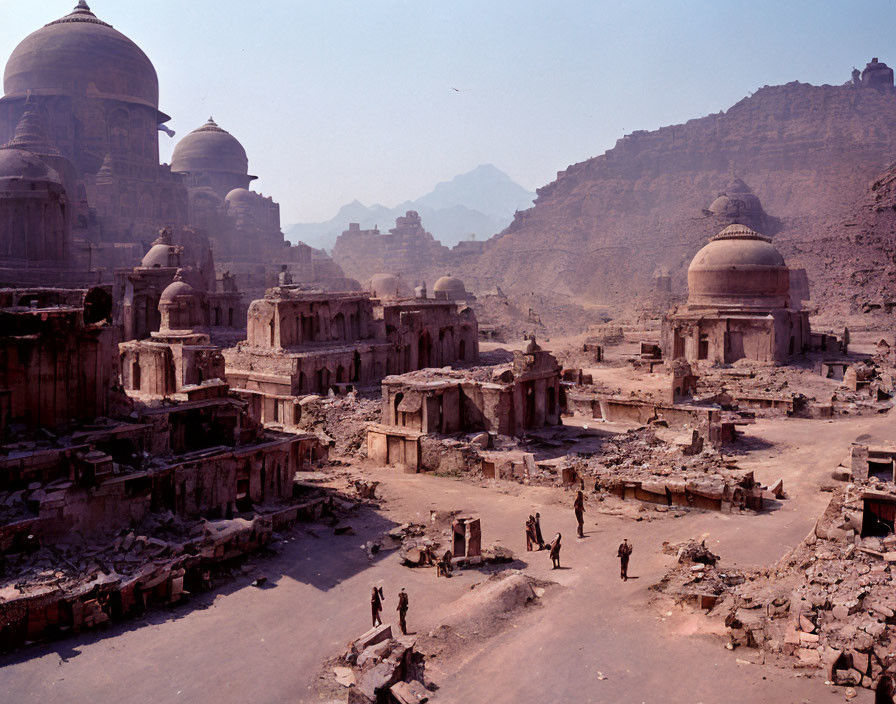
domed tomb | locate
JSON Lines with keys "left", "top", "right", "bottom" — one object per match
{"left": 157, "top": 269, "right": 201, "bottom": 332}
{"left": 3, "top": 2, "right": 159, "bottom": 109}
{"left": 662, "top": 223, "right": 809, "bottom": 365}
{"left": 687, "top": 224, "right": 789, "bottom": 309}
{"left": 370, "top": 273, "right": 408, "bottom": 299}
{"left": 433, "top": 274, "right": 467, "bottom": 300}
{"left": 706, "top": 177, "right": 768, "bottom": 232}
{"left": 1, "top": 2, "right": 168, "bottom": 174}
{"left": 171, "top": 118, "right": 255, "bottom": 198}
{"left": 0, "top": 147, "right": 70, "bottom": 262}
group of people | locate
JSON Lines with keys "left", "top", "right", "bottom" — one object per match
{"left": 524, "top": 512, "right": 545, "bottom": 551}
{"left": 524, "top": 511, "right": 563, "bottom": 569}
{"left": 370, "top": 585, "right": 411, "bottom": 635}
{"left": 365, "top": 493, "right": 635, "bottom": 633}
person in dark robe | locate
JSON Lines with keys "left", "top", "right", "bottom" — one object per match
{"left": 574, "top": 490, "right": 585, "bottom": 538}
{"left": 371, "top": 585, "right": 384, "bottom": 627}
{"left": 549, "top": 533, "right": 562, "bottom": 569}
{"left": 525, "top": 515, "right": 536, "bottom": 551}
{"left": 534, "top": 512, "right": 545, "bottom": 549}
{"left": 397, "top": 588, "right": 410, "bottom": 635}
{"left": 618, "top": 539, "right": 633, "bottom": 581}
{"left": 438, "top": 549, "right": 453, "bottom": 578}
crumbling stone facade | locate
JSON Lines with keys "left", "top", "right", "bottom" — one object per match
{"left": 368, "top": 341, "right": 561, "bottom": 470}
{"left": 225, "top": 286, "right": 479, "bottom": 428}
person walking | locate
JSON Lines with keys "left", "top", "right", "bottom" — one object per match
{"left": 573, "top": 490, "right": 585, "bottom": 538}
{"left": 549, "top": 533, "right": 562, "bottom": 569}
{"left": 534, "top": 512, "right": 545, "bottom": 549}
{"left": 617, "top": 539, "right": 633, "bottom": 581}
{"left": 397, "top": 588, "right": 410, "bottom": 634}
{"left": 371, "top": 585, "right": 384, "bottom": 627}
{"left": 525, "top": 515, "right": 536, "bottom": 551}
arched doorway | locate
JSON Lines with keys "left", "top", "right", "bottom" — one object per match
{"left": 394, "top": 392, "right": 404, "bottom": 425}
{"left": 332, "top": 313, "right": 345, "bottom": 341}
{"left": 418, "top": 330, "right": 432, "bottom": 369}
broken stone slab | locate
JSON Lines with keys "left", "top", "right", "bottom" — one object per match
{"left": 357, "top": 661, "right": 401, "bottom": 701}
{"left": 332, "top": 666, "right": 356, "bottom": 687}
{"left": 797, "top": 647, "right": 821, "bottom": 666}
{"left": 354, "top": 624, "right": 392, "bottom": 653}
{"left": 390, "top": 680, "right": 430, "bottom": 704}
{"left": 357, "top": 640, "right": 393, "bottom": 670}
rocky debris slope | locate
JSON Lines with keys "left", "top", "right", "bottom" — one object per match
{"left": 296, "top": 392, "right": 381, "bottom": 457}
{"left": 469, "top": 81, "right": 896, "bottom": 312}
{"left": 653, "top": 486, "right": 896, "bottom": 696}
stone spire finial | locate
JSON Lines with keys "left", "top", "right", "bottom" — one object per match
{"left": 49, "top": 1, "right": 110, "bottom": 27}
{"left": 153, "top": 227, "right": 173, "bottom": 246}
{"left": 2, "top": 103, "right": 58, "bottom": 155}
{"left": 97, "top": 152, "right": 114, "bottom": 177}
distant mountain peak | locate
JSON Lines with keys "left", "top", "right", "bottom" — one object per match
{"left": 284, "top": 164, "right": 534, "bottom": 251}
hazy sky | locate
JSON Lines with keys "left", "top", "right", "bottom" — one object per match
{"left": 2, "top": 1, "right": 895, "bottom": 223}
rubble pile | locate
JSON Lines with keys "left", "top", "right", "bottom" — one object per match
{"left": 697, "top": 360, "right": 891, "bottom": 417}
{"left": 381, "top": 514, "right": 513, "bottom": 570}
{"left": 655, "top": 487, "right": 896, "bottom": 695}
{"left": 582, "top": 429, "right": 768, "bottom": 513}
{"left": 325, "top": 624, "right": 429, "bottom": 703}
{"left": 0, "top": 488, "right": 339, "bottom": 652}
{"left": 296, "top": 393, "right": 382, "bottom": 457}
{"left": 653, "top": 540, "right": 742, "bottom": 610}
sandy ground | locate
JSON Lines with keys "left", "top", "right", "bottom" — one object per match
{"left": 1, "top": 412, "right": 891, "bottom": 703}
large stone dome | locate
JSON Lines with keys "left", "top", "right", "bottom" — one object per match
{"left": 3, "top": 2, "right": 160, "bottom": 111}
{"left": 171, "top": 119, "right": 251, "bottom": 177}
{"left": 687, "top": 224, "right": 790, "bottom": 309}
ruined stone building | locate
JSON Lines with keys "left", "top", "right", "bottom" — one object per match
{"left": 118, "top": 269, "right": 228, "bottom": 401}
{"left": 853, "top": 58, "right": 895, "bottom": 90}
{"left": 113, "top": 228, "right": 243, "bottom": 342}
{"left": 661, "top": 224, "right": 810, "bottom": 364}
{"left": 332, "top": 211, "right": 452, "bottom": 285}
{"left": 0, "top": 287, "right": 118, "bottom": 431}
{"left": 224, "top": 286, "right": 479, "bottom": 428}
{"left": 368, "top": 341, "right": 561, "bottom": 470}
{"left": 0, "top": 282, "right": 323, "bottom": 545}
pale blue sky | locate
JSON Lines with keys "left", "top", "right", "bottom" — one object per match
{"left": 2, "top": 0, "right": 894, "bottom": 222}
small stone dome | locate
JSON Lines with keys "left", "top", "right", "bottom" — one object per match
{"left": 160, "top": 270, "right": 196, "bottom": 302}
{"left": 0, "top": 147, "right": 63, "bottom": 185}
{"left": 433, "top": 275, "right": 466, "bottom": 297}
{"left": 225, "top": 187, "right": 256, "bottom": 206}
{"left": 687, "top": 224, "right": 790, "bottom": 308}
{"left": 370, "top": 273, "right": 404, "bottom": 299}
{"left": 171, "top": 118, "right": 250, "bottom": 177}
{"left": 708, "top": 178, "right": 763, "bottom": 216}
{"left": 141, "top": 244, "right": 177, "bottom": 268}
{"left": 3, "top": 2, "right": 160, "bottom": 111}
